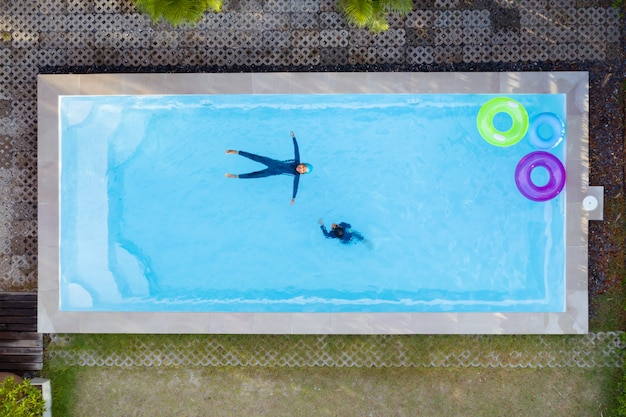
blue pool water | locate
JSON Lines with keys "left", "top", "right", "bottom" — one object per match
{"left": 60, "top": 93, "right": 566, "bottom": 313}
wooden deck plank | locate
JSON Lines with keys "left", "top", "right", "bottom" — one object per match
{"left": 0, "top": 323, "right": 38, "bottom": 332}
{"left": 0, "top": 339, "right": 42, "bottom": 349}
{"left": 0, "top": 362, "right": 43, "bottom": 371}
{"left": 0, "top": 346, "right": 41, "bottom": 357}
{"left": 0, "top": 292, "right": 43, "bottom": 371}
{"left": 0, "top": 316, "right": 38, "bottom": 323}
{"left": 0, "top": 332, "right": 42, "bottom": 340}
{"left": 0, "top": 293, "right": 36, "bottom": 301}
{"left": 0, "top": 309, "right": 37, "bottom": 317}
{"left": 0, "top": 301, "right": 37, "bottom": 309}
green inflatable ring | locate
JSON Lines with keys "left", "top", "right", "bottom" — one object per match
{"left": 477, "top": 97, "right": 529, "bottom": 147}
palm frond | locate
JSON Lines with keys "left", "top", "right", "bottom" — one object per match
{"left": 337, "top": 0, "right": 410, "bottom": 31}
{"left": 134, "top": 0, "right": 222, "bottom": 27}
{"left": 337, "top": 0, "right": 375, "bottom": 26}
{"left": 204, "top": 0, "right": 222, "bottom": 12}
{"left": 367, "top": 17, "right": 390, "bottom": 32}
{"left": 375, "top": 0, "right": 413, "bottom": 14}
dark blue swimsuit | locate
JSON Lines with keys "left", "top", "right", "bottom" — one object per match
{"left": 320, "top": 222, "right": 365, "bottom": 244}
{"left": 237, "top": 136, "right": 301, "bottom": 199}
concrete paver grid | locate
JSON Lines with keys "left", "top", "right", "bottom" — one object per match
{"left": 47, "top": 332, "right": 625, "bottom": 368}
{"left": 0, "top": 0, "right": 623, "bottom": 291}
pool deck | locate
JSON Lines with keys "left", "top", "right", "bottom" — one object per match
{"left": 38, "top": 71, "right": 595, "bottom": 334}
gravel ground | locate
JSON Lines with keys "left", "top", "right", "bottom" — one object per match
{"left": 587, "top": 60, "right": 626, "bottom": 319}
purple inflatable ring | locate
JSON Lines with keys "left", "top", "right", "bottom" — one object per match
{"left": 515, "top": 151, "right": 566, "bottom": 202}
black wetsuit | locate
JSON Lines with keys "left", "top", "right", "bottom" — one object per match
{"left": 236, "top": 136, "right": 301, "bottom": 200}
{"left": 320, "top": 222, "right": 364, "bottom": 244}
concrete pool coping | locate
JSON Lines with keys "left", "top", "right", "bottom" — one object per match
{"left": 38, "top": 72, "right": 593, "bottom": 334}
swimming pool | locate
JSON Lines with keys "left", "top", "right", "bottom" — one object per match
{"left": 38, "top": 72, "right": 595, "bottom": 334}
{"left": 60, "top": 93, "right": 566, "bottom": 313}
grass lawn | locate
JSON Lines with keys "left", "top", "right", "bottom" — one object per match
{"left": 46, "top": 365, "right": 619, "bottom": 417}
{"left": 42, "top": 333, "right": 624, "bottom": 416}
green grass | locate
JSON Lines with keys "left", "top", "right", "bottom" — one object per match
{"left": 41, "top": 331, "right": 625, "bottom": 416}
{"left": 42, "top": 365, "right": 619, "bottom": 417}
{"left": 45, "top": 333, "right": 605, "bottom": 366}
{"left": 41, "top": 362, "right": 78, "bottom": 417}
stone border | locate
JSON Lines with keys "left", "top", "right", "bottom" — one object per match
{"left": 38, "top": 72, "right": 591, "bottom": 334}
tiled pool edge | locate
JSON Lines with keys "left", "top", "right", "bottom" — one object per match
{"left": 38, "top": 72, "right": 591, "bottom": 334}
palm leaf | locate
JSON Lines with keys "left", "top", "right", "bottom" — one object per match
{"left": 337, "top": 0, "right": 412, "bottom": 31}
{"left": 377, "top": 0, "right": 412, "bottom": 14}
{"left": 135, "top": 0, "right": 222, "bottom": 27}
{"left": 367, "top": 17, "right": 390, "bottom": 32}
{"left": 337, "top": 0, "right": 374, "bottom": 26}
